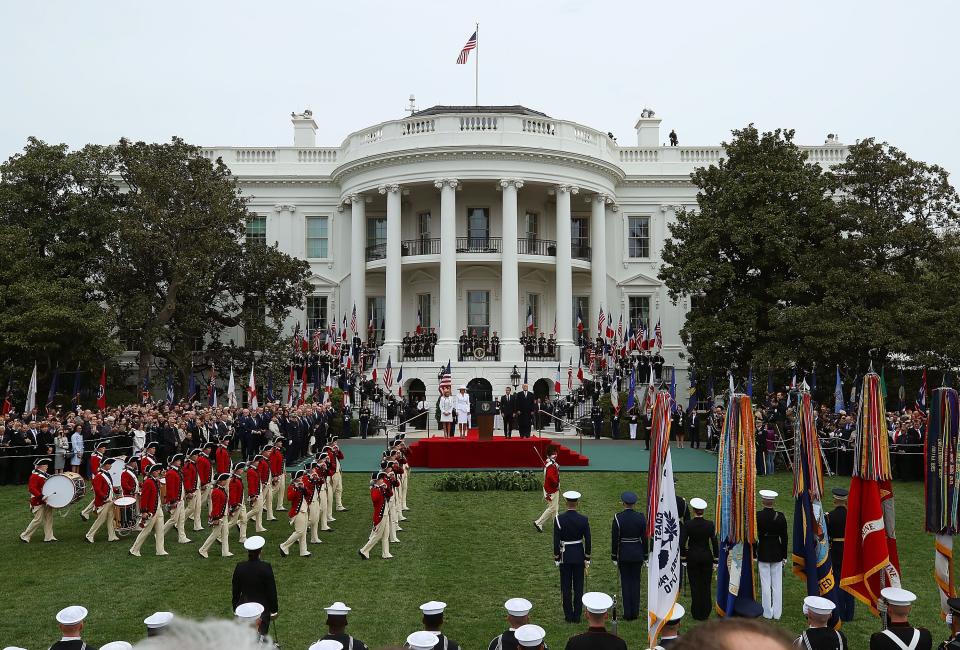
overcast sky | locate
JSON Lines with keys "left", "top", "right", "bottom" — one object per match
{"left": 3, "top": 0, "right": 958, "bottom": 177}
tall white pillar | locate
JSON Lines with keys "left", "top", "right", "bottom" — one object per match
{"left": 591, "top": 194, "right": 609, "bottom": 318}
{"left": 349, "top": 194, "right": 367, "bottom": 340}
{"left": 381, "top": 184, "right": 402, "bottom": 359}
{"left": 500, "top": 179, "right": 524, "bottom": 362}
{"left": 435, "top": 178, "right": 459, "bottom": 361}
{"left": 555, "top": 185, "right": 578, "bottom": 357}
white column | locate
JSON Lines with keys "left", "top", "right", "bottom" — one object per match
{"left": 555, "top": 185, "right": 578, "bottom": 357}
{"left": 349, "top": 194, "right": 367, "bottom": 339}
{"left": 591, "top": 194, "right": 609, "bottom": 317}
{"left": 435, "top": 178, "right": 459, "bottom": 361}
{"left": 500, "top": 179, "right": 524, "bottom": 362}
{"left": 381, "top": 184, "right": 402, "bottom": 359}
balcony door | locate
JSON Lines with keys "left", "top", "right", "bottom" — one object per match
{"left": 467, "top": 207, "right": 489, "bottom": 251}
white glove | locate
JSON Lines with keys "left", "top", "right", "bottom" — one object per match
{"left": 585, "top": 560, "right": 591, "bottom": 568}
{"left": 612, "top": 560, "right": 618, "bottom": 566}
{"left": 555, "top": 561, "right": 560, "bottom": 567}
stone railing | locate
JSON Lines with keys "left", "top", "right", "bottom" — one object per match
{"left": 616, "top": 144, "right": 850, "bottom": 168}
{"left": 297, "top": 148, "right": 338, "bottom": 163}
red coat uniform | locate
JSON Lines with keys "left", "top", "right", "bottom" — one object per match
{"left": 209, "top": 485, "right": 228, "bottom": 520}
{"left": 286, "top": 483, "right": 306, "bottom": 517}
{"left": 121, "top": 468, "right": 139, "bottom": 496}
{"left": 543, "top": 461, "right": 560, "bottom": 497}
{"left": 371, "top": 485, "right": 386, "bottom": 525}
{"left": 228, "top": 476, "right": 244, "bottom": 511}
{"left": 182, "top": 461, "right": 198, "bottom": 493}
{"left": 269, "top": 449, "right": 284, "bottom": 479}
{"left": 28, "top": 470, "right": 48, "bottom": 507}
{"left": 326, "top": 448, "right": 339, "bottom": 472}
{"left": 89, "top": 452, "right": 103, "bottom": 478}
{"left": 139, "top": 477, "right": 161, "bottom": 515}
{"left": 256, "top": 458, "right": 270, "bottom": 484}
{"left": 92, "top": 470, "right": 114, "bottom": 507}
{"left": 164, "top": 468, "right": 184, "bottom": 503}
{"left": 139, "top": 453, "right": 158, "bottom": 475}
{"left": 197, "top": 454, "right": 213, "bottom": 486}
{"left": 246, "top": 467, "right": 261, "bottom": 498}
{"left": 215, "top": 445, "right": 232, "bottom": 475}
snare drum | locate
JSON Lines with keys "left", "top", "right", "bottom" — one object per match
{"left": 113, "top": 496, "right": 139, "bottom": 533}
{"left": 41, "top": 472, "right": 86, "bottom": 508}
{"left": 159, "top": 477, "right": 167, "bottom": 501}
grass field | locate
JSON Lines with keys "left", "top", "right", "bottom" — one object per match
{"left": 0, "top": 471, "right": 945, "bottom": 650}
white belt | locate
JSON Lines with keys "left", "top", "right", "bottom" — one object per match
{"left": 561, "top": 540, "right": 582, "bottom": 545}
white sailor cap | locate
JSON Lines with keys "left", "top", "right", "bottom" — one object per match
{"left": 582, "top": 592, "right": 614, "bottom": 614}
{"left": 802, "top": 596, "right": 835, "bottom": 616}
{"left": 689, "top": 497, "right": 708, "bottom": 510}
{"left": 243, "top": 536, "right": 265, "bottom": 551}
{"left": 759, "top": 489, "right": 779, "bottom": 500}
{"left": 309, "top": 641, "right": 344, "bottom": 650}
{"left": 667, "top": 604, "right": 685, "bottom": 623}
{"left": 459, "top": 385, "right": 467, "bottom": 390}
{"left": 144, "top": 611, "right": 174, "bottom": 629}
{"left": 514, "top": 624, "right": 546, "bottom": 647}
{"left": 324, "top": 602, "right": 352, "bottom": 615}
{"left": 881, "top": 587, "right": 917, "bottom": 606}
{"left": 406, "top": 631, "right": 439, "bottom": 650}
{"left": 56, "top": 606, "right": 89, "bottom": 625}
{"left": 504, "top": 598, "right": 533, "bottom": 617}
{"left": 100, "top": 642, "right": 133, "bottom": 650}
{"left": 235, "top": 602, "right": 264, "bottom": 623}
{"left": 420, "top": 601, "right": 447, "bottom": 616}
{"left": 562, "top": 490, "right": 581, "bottom": 500}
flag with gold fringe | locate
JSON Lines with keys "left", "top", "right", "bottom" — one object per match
{"left": 715, "top": 392, "right": 757, "bottom": 616}
{"left": 925, "top": 387, "right": 959, "bottom": 619}
{"left": 840, "top": 371, "right": 901, "bottom": 616}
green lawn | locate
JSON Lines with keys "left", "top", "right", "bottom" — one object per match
{"left": 0, "top": 471, "right": 945, "bottom": 650}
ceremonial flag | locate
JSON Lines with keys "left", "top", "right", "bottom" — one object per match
{"left": 266, "top": 375, "right": 274, "bottom": 402}
{"left": 552, "top": 315, "right": 557, "bottom": 339}
{"left": 687, "top": 366, "right": 697, "bottom": 412}
{"left": 746, "top": 367, "right": 753, "bottom": 398}
{"left": 577, "top": 356, "right": 583, "bottom": 383}
{"left": 71, "top": 364, "right": 82, "bottom": 407}
{"left": 24, "top": 362, "right": 37, "bottom": 414}
{"left": 654, "top": 318, "right": 663, "bottom": 349}
{"left": 384, "top": 356, "right": 393, "bottom": 391}
{"left": 208, "top": 364, "right": 218, "bottom": 407}
{"left": 925, "top": 388, "right": 959, "bottom": 619}
{"left": 834, "top": 366, "right": 844, "bottom": 414}
{"left": 918, "top": 368, "right": 928, "bottom": 411}
{"left": 416, "top": 307, "right": 423, "bottom": 335}
{"left": 626, "top": 368, "right": 636, "bottom": 410}
{"left": 567, "top": 357, "right": 573, "bottom": 391}
{"left": 456, "top": 30, "right": 477, "bottom": 64}
{"left": 439, "top": 360, "right": 452, "bottom": 390}
{"left": 639, "top": 323, "right": 648, "bottom": 351}
{"left": 617, "top": 314, "right": 623, "bottom": 342}
{"left": 598, "top": 308, "right": 605, "bottom": 338}
{"left": 397, "top": 366, "right": 403, "bottom": 398}
{"left": 368, "top": 314, "right": 375, "bottom": 335}
{"left": 350, "top": 304, "right": 357, "bottom": 333}
{"left": 527, "top": 305, "right": 535, "bottom": 333}
{"left": 1, "top": 378, "right": 12, "bottom": 416}
{"left": 187, "top": 366, "right": 197, "bottom": 403}
{"left": 141, "top": 371, "right": 151, "bottom": 404}
{"left": 45, "top": 366, "right": 59, "bottom": 409}
{"left": 298, "top": 364, "right": 308, "bottom": 406}
{"left": 576, "top": 307, "right": 584, "bottom": 334}
{"left": 166, "top": 374, "right": 175, "bottom": 405}
{"left": 227, "top": 366, "right": 237, "bottom": 408}
{"left": 610, "top": 380, "right": 619, "bottom": 414}
{"left": 554, "top": 362, "right": 562, "bottom": 395}
{"left": 96, "top": 366, "right": 107, "bottom": 410}
{"left": 292, "top": 322, "right": 302, "bottom": 355}
{"left": 311, "top": 327, "right": 322, "bottom": 353}
{"left": 342, "top": 314, "right": 348, "bottom": 340}
{"left": 247, "top": 365, "right": 258, "bottom": 409}
{"left": 605, "top": 310, "right": 614, "bottom": 339}
{"left": 323, "top": 371, "right": 332, "bottom": 403}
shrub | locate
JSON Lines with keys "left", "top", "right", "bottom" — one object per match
{"left": 433, "top": 471, "right": 541, "bottom": 492}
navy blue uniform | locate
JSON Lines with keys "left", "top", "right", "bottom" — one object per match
{"left": 611, "top": 508, "right": 648, "bottom": 620}
{"left": 554, "top": 509, "right": 592, "bottom": 622}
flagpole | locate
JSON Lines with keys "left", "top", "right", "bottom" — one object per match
{"left": 475, "top": 22, "right": 479, "bottom": 106}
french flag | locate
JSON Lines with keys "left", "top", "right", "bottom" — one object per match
{"left": 526, "top": 305, "right": 535, "bottom": 333}
{"left": 554, "top": 362, "right": 562, "bottom": 395}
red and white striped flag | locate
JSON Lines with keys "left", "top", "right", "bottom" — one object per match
{"left": 597, "top": 308, "right": 605, "bottom": 337}
{"left": 456, "top": 30, "right": 477, "bottom": 64}
{"left": 617, "top": 314, "right": 623, "bottom": 342}
{"left": 350, "top": 304, "right": 357, "bottom": 334}
{"left": 567, "top": 358, "right": 573, "bottom": 391}
{"left": 384, "top": 356, "right": 393, "bottom": 391}
{"left": 654, "top": 318, "right": 663, "bottom": 349}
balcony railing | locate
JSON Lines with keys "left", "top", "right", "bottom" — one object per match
{"left": 366, "top": 243, "right": 386, "bottom": 261}
{"left": 572, "top": 243, "right": 591, "bottom": 262}
{"left": 518, "top": 238, "right": 557, "bottom": 256}
{"left": 456, "top": 237, "right": 502, "bottom": 253}
{"left": 402, "top": 238, "right": 441, "bottom": 256}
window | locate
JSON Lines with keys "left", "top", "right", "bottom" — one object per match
{"left": 525, "top": 212, "right": 539, "bottom": 240}
{"left": 571, "top": 217, "right": 589, "bottom": 259}
{"left": 367, "top": 217, "right": 387, "bottom": 247}
{"left": 629, "top": 296, "right": 651, "bottom": 334}
{"left": 246, "top": 215, "right": 266, "bottom": 247}
{"left": 305, "top": 216, "right": 328, "bottom": 258}
{"left": 467, "top": 290, "right": 490, "bottom": 337}
{"left": 417, "top": 294, "right": 432, "bottom": 330}
{"left": 306, "top": 296, "right": 328, "bottom": 341}
{"left": 628, "top": 216, "right": 650, "bottom": 258}
{"left": 367, "top": 296, "right": 385, "bottom": 344}
{"left": 418, "top": 212, "right": 431, "bottom": 240}
{"left": 468, "top": 207, "right": 489, "bottom": 247}
{"left": 573, "top": 296, "right": 590, "bottom": 335}
{"left": 527, "top": 293, "right": 540, "bottom": 332}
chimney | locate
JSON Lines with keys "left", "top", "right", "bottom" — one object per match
{"left": 291, "top": 110, "right": 318, "bottom": 147}
{"left": 634, "top": 108, "right": 661, "bottom": 147}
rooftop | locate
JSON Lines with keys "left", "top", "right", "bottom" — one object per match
{"left": 410, "top": 105, "right": 549, "bottom": 118}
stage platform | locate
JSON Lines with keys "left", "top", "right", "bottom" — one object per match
{"left": 406, "top": 435, "right": 589, "bottom": 469}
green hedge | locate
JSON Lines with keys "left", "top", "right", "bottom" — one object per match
{"left": 433, "top": 471, "right": 541, "bottom": 492}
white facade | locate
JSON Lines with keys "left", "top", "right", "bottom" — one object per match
{"left": 207, "top": 106, "right": 848, "bottom": 399}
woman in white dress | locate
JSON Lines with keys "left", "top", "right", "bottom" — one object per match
{"left": 439, "top": 386, "right": 455, "bottom": 438}
{"left": 455, "top": 385, "right": 471, "bottom": 437}
{"left": 70, "top": 424, "right": 84, "bottom": 474}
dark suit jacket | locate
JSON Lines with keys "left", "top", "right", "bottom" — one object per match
{"left": 554, "top": 509, "right": 591, "bottom": 564}
{"left": 232, "top": 558, "right": 279, "bottom": 614}
{"left": 755, "top": 507, "right": 788, "bottom": 562}
{"left": 515, "top": 392, "right": 536, "bottom": 426}
{"left": 500, "top": 394, "right": 515, "bottom": 417}
{"left": 680, "top": 516, "right": 718, "bottom": 563}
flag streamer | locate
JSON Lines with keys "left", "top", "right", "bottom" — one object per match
{"left": 926, "top": 387, "right": 960, "bottom": 618}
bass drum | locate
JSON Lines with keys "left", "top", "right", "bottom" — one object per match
{"left": 42, "top": 472, "right": 86, "bottom": 508}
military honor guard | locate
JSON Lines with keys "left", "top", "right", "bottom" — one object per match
{"left": 358, "top": 471, "right": 393, "bottom": 560}
{"left": 216, "top": 434, "right": 233, "bottom": 476}
{"left": 869, "top": 588, "right": 932, "bottom": 650}
{"left": 139, "top": 442, "right": 159, "bottom": 475}
{"left": 162, "top": 453, "right": 191, "bottom": 544}
{"left": 331, "top": 438, "right": 347, "bottom": 511}
{"left": 228, "top": 463, "right": 249, "bottom": 544}
{"left": 408, "top": 632, "right": 441, "bottom": 650}
{"left": 51, "top": 606, "right": 95, "bottom": 650}
{"left": 321, "top": 602, "right": 371, "bottom": 650}
{"left": 120, "top": 457, "right": 140, "bottom": 497}
{"left": 610, "top": 490, "right": 647, "bottom": 620}
{"left": 304, "top": 461, "right": 323, "bottom": 544}
{"left": 278, "top": 469, "right": 310, "bottom": 557}
{"left": 199, "top": 472, "right": 232, "bottom": 558}
{"left": 85, "top": 457, "right": 119, "bottom": 543}
{"left": 534, "top": 445, "right": 561, "bottom": 532}
{"left": 938, "top": 597, "right": 960, "bottom": 650}
{"left": 419, "top": 601, "right": 461, "bottom": 650}
{"left": 554, "top": 490, "right": 591, "bottom": 623}
{"left": 489, "top": 599, "right": 535, "bottom": 650}
{"left": 679, "top": 497, "right": 718, "bottom": 620}
{"left": 129, "top": 464, "right": 167, "bottom": 557}
{"left": 80, "top": 441, "right": 109, "bottom": 520}
{"left": 591, "top": 401, "right": 603, "bottom": 440}
{"left": 182, "top": 449, "right": 200, "bottom": 527}
{"left": 514, "top": 625, "right": 547, "bottom": 650}
{"left": 272, "top": 437, "right": 287, "bottom": 513}
{"left": 825, "top": 487, "right": 854, "bottom": 621}
{"left": 20, "top": 457, "right": 56, "bottom": 543}
{"left": 795, "top": 596, "right": 847, "bottom": 650}
{"left": 656, "top": 605, "right": 684, "bottom": 648}
{"left": 562, "top": 592, "right": 626, "bottom": 650}
{"left": 245, "top": 455, "right": 268, "bottom": 533}
{"left": 232, "top": 535, "right": 279, "bottom": 637}
{"left": 755, "top": 489, "right": 788, "bottom": 620}
{"left": 194, "top": 442, "right": 215, "bottom": 531}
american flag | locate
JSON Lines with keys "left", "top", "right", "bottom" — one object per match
{"left": 597, "top": 308, "right": 605, "bottom": 337}
{"left": 567, "top": 358, "right": 573, "bottom": 391}
{"left": 292, "top": 322, "right": 302, "bottom": 354}
{"left": 439, "top": 360, "right": 452, "bottom": 389}
{"left": 654, "top": 318, "right": 663, "bottom": 349}
{"left": 350, "top": 304, "right": 357, "bottom": 334}
{"left": 384, "top": 356, "right": 393, "bottom": 390}
{"left": 456, "top": 31, "right": 477, "bottom": 64}
{"left": 616, "top": 314, "right": 623, "bottom": 342}
{"left": 311, "top": 327, "right": 322, "bottom": 353}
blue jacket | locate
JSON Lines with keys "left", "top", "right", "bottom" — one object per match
{"left": 554, "top": 509, "right": 591, "bottom": 564}
{"left": 611, "top": 509, "right": 648, "bottom": 563}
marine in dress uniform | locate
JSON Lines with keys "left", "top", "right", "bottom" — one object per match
{"left": 795, "top": 596, "right": 847, "bottom": 650}
{"left": 869, "top": 588, "right": 932, "bottom": 650}
{"left": 656, "top": 604, "right": 684, "bottom": 648}
{"left": 233, "top": 536, "right": 279, "bottom": 637}
{"left": 321, "top": 602, "right": 371, "bottom": 650}
{"left": 419, "top": 601, "right": 462, "bottom": 650}
{"left": 359, "top": 402, "right": 372, "bottom": 439}
{"left": 85, "top": 458, "right": 119, "bottom": 543}
{"left": 679, "top": 497, "right": 718, "bottom": 621}
{"left": 610, "top": 491, "right": 647, "bottom": 621}
{"left": 515, "top": 625, "right": 546, "bottom": 650}
{"left": 488, "top": 598, "right": 534, "bottom": 650}
{"left": 50, "top": 605, "right": 97, "bottom": 650}
{"left": 129, "top": 464, "right": 168, "bottom": 556}
{"left": 562, "top": 592, "right": 627, "bottom": 650}
{"left": 199, "top": 473, "right": 232, "bottom": 558}
{"left": 825, "top": 487, "right": 855, "bottom": 621}
{"left": 279, "top": 469, "right": 310, "bottom": 557}
{"left": 534, "top": 446, "right": 561, "bottom": 532}
{"left": 161, "top": 454, "right": 191, "bottom": 544}
{"left": 143, "top": 611, "right": 173, "bottom": 637}
{"left": 591, "top": 402, "right": 603, "bottom": 440}
{"left": 554, "top": 491, "right": 592, "bottom": 623}
{"left": 20, "top": 457, "right": 56, "bottom": 543}
{"left": 937, "top": 597, "right": 960, "bottom": 650}
{"left": 755, "top": 489, "right": 788, "bottom": 620}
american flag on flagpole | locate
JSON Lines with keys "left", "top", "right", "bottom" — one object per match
{"left": 617, "top": 314, "right": 623, "bottom": 342}
{"left": 456, "top": 31, "right": 477, "bottom": 64}
{"left": 567, "top": 357, "right": 573, "bottom": 391}
{"left": 350, "top": 304, "right": 357, "bottom": 333}
{"left": 311, "top": 327, "right": 322, "bottom": 353}
{"left": 654, "top": 318, "right": 663, "bottom": 349}
{"left": 439, "top": 360, "right": 452, "bottom": 389}
{"left": 598, "top": 308, "right": 605, "bottom": 337}
{"left": 384, "top": 356, "right": 393, "bottom": 391}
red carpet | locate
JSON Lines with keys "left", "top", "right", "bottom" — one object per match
{"left": 407, "top": 435, "right": 589, "bottom": 468}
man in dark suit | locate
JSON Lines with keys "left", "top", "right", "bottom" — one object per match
{"left": 755, "top": 490, "right": 788, "bottom": 620}
{"left": 554, "top": 490, "right": 591, "bottom": 623}
{"left": 50, "top": 605, "right": 97, "bottom": 650}
{"left": 680, "top": 497, "right": 718, "bottom": 620}
{"left": 610, "top": 491, "right": 647, "bottom": 620}
{"left": 500, "top": 387, "right": 515, "bottom": 437}
{"left": 515, "top": 384, "right": 536, "bottom": 439}
{"left": 232, "top": 535, "right": 279, "bottom": 637}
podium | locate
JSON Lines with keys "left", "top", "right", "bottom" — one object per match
{"left": 476, "top": 401, "right": 495, "bottom": 439}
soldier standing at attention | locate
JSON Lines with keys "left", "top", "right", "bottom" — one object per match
{"left": 610, "top": 491, "right": 647, "bottom": 621}
{"left": 562, "top": 592, "right": 627, "bottom": 650}
{"left": 680, "top": 497, "right": 718, "bottom": 620}
{"left": 755, "top": 489, "right": 788, "bottom": 620}
{"left": 657, "top": 605, "right": 684, "bottom": 647}
{"left": 795, "top": 596, "right": 847, "bottom": 650}
{"left": 232, "top": 536, "right": 279, "bottom": 638}
{"left": 869, "top": 588, "right": 931, "bottom": 650}
{"left": 825, "top": 487, "right": 854, "bottom": 621}
{"left": 320, "top": 602, "right": 371, "bottom": 650}
{"left": 938, "top": 597, "right": 960, "bottom": 650}
{"left": 554, "top": 490, "right": 591, "bottom": 623}
{"left": 419, "top": 601, "right": 461, "bottom": 650}
{"left": 359, "top": 400, "right": 371, "bottom": 439}
{"left": 488, "top": 598, "right": 534, "bottom": 650}
{"left": 50, "top": 606, "right": 96, "bottom": 650}
{"left": 591, "top": 400, "right": 603, "bottom": 440}
{"left": 533, "top": 445, "right": 561, "bottom": 533}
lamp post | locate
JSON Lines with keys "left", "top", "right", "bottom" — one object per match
{"left": 511, "top": 365, "right": 521, "bottom": 390}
